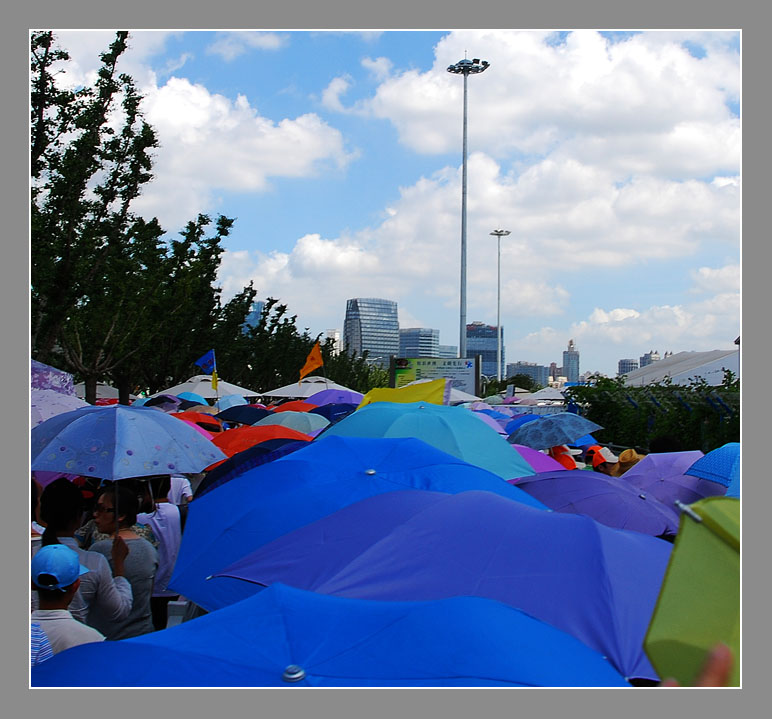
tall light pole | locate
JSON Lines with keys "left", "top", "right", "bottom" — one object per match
{"left": 447, "top": 57, "right": 489, "bottom": 359}
{"left": 490, "top": 229, "right": 510, "bottom": 382}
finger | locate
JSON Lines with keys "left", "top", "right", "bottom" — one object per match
{"left": 659, "top": 678, "right": 680, "bottom": 687}
{"left": 694, "top": 643, "right": 733, "bottom": 687}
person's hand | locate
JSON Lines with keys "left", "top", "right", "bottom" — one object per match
{"left": 660, "top": 643, "right": 734, "bottom": 687}
{"left": 111, "top": 534, "right": 129, "bottom": 576}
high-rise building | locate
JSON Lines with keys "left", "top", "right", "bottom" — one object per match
{"left": 324, "top": 329, "right": 343, "bottom": 354}
{"left": 343, "top": 298, "right": 399, "bottom": 368}
{"left": 639, "top": 350, "right": 661, "bottom": 368}
{"left": 562, "top": 339, "right": 580, "bottom": 383}
{"left": 466, "top": 321, "right": 504, "bottom": 378}
{"left": 618, "top": 358, "right": 639, "bottom": 375}
{"left": 507, "top": 361, "right": 550, "bottom": 388}
{"left": 241, "top": 300, "right": 266, "bottom": 334}
{"left": 437, "top": 344, "right": 458, "bottom": 358}
{"left": 399, "top": 328, "right": 439, "bottom": 357}
{"left": 549, "top": 362, "right": 559, "bottom": 379}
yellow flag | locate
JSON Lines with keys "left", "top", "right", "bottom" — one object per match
{"left": 358, "top": 378, "right": 450, "bottom": 408}
{"left": 211, "top": 370, "right": 218, "bottom": 391}
{"left": 299, "top": 341, "right": 323, "bottom": 383}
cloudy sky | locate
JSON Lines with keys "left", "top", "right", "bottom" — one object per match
{"left": 47, "top": 29, "right": 741, "bottom": 377}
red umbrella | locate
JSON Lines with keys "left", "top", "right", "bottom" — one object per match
{"left": 272, "top": 400, "right": 319, "bottom": 413}
{"left": 210, "top": 425, "right": 312, "bottom": 458}
{"left": 171, "top": 411, "right": 224, "bottom": 433}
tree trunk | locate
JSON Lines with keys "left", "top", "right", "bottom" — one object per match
{"left": 85, "top": 376, "right": 98, "bottom": 405}
{"left": 116, "top": 377, "right": 133, "bottom": 406}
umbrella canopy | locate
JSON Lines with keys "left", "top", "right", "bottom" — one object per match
{"left": 152, "top": 375, "right": 259, "bottom": 400}
{"left": 31, "top": 405, "right": 227, "bottom": 480}
{"left": 215, "top": 405, "right": 273, "bottom": 425}
{"left": 31, "top": 389, "right": 89, "bottom": 427}
{"left": 684, "top": 443, "right": 740, "bottom": 488}
{"left": 212, "top": 489, "right": 671, "bottom": 681}
{"left": 507, "top": 413, "right": 603, "bottom": 449}
{"left": 193, "top": 439, "right": 308, "bottom": 499}
{"left": 210, "top": 425, "right": 312, "bottom": 459}
{"left": 620, "top": 451, "right": 726, "bottom": 508}
{"left": 504, "top": 414, "right": 541, "bottom": 435}
{"left": 510, "top": 444, "right": 567, "bottom": 473}
{"left": 483, "top": 395, "right": 504, "bottom": 405}
{"left": 271, "top": 400, "right": 319, "bottom": 413}
{"left": 214, "top": 394, "right": 248, "bottom": 411}
{"left": 322, "top": 401, "right": 536, "bottom": 481}
{"left": 470, "top": 411, "right": 508, "bottom": 435}
{"left": 171, "top": 411, "right": 225, "bottom": 433}
{"left": 528, "top": 387, "right": 566, "bottom": 401}
{"left": 254, "top": 410, "right": 330, "bottom": 434}
{"left": 170, "top": 436, "right": 547, "bottom": 612}
{"left": 177, "top": 419, "right": 214, "bottom": 440}
{"left": 31, "top": 583, "right": 628, "bottom": 687}
{"left": 508, "top": 469, "right": 681, "bottom": 537}
{"left": 644, "top": 497, "right": 740, "bottom": 686}
{"left": 74, "top": 382, "right": 136, "bottom": 400}
{"left": 306, "top": 388, "right": 364, "bottom": 406}
{"left": 176, "top": 391, "right": 209, "bottom": 406}
{"left": 143, "top": 394, "right": 184, "bottom": 412}
{"left": 261, "top": 377, "right": 356, "bottom": 399}
{"left": 308, "top": 403, "right": 358, "bottom": 424}
{"left": 31, "top": 359, "right": 76, "bottom": 395}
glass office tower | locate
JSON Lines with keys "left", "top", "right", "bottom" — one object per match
{"left": 562, "top": 339, "right": 580, "bottom": 383}
{"left": 466, "top": 321, "right": 504, "bottom": 378}
{"left": 343, "top": 298, "right": 400, "bottom": 368}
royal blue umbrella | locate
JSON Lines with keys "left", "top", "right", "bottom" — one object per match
{"left": 308, "top": 402, "right": 358, "bottom": 423}
{"left": 504, "top": 414, "right": 540, "bottom": 435}
{"left": 322, "top": 401, "right": 536, "bottom": 480}
{"left": 507, "top": 413, "right": 604, "bottom": 450}
{"left": 620, "top": 451, "right": 726, "bottom": 508}
{"left": 215, "top": 405, "right": 272, "bottom": 425}
{"left": 212, "top": 489, "right": 671, "bottom": 682}
{"left": 193, "top": 439, "right": 307, "bottom": 499}
{"left": 31, "top": 405, "right": 227, "bottom": 480}
{"left": 508, "top": 469, "right": 680, "bottom": 537}
{"left": 684, "top": 442, "right": 740, "bottom": 488}
{"left": 31, "top": 583, "right": 628, "bottom": 687}
{"left": 170, "top": 436, "right": 547, "bottom": 612}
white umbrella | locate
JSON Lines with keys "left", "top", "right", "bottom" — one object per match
{"left": 260, "top": 377, "right": 358, "bottom": 399}
{"left": 74, "top": 382, "right": 137, "bottom": 400}
{"left": 152, "top": 376, "right": 259, "bottom": 400}
{"left": 31, "top": 389, "right": 89, "bottom": 427}
{"left": 529, "top": 387, "right": 567, "bottom": 401}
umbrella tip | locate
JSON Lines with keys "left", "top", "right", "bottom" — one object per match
{"left": 282, "top": 664, "right": 306, "bottom": 682}
{"left": 365, "top": 468, "right": 376, "bottom": 476}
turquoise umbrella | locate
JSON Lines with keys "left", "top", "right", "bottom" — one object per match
{"left": 322, "top": 401, "right": 535, "bottom": 480}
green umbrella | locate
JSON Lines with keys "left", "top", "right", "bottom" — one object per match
{"left": 644, "top": 496, "right": 740, "bottom": 686}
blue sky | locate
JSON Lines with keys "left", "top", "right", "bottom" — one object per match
{"left": 49, "top": 29, "right": 740, "bottom": 377}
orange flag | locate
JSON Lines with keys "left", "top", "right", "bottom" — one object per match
{"left": 299, "top": 341, "right": 323, "bottom": 383}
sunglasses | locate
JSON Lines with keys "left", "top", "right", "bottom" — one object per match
{"left": 94, "top": 504, "right": 116, "bottom": 514}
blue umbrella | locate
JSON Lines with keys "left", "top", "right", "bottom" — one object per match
{"left": 508, "top": 469, "right": 681, "bottom": 537}
{"left": 169, "top": 435, "right": 547, "bottom": 612}
{"left": 684, "top": 442, "right": 740, "bottom": 488}
{"left": 254, "top": 410, "right": 330, "bottom": 434}
{"left": 176, "top": 391, "right": 209, "bottom": 406}
{"left": 214, "top": 405, "right": 273, "bottom": 425}
{"left": 212, "top": 489, "right": 671, "bottom": 682}
{"left": 143, "top": 393, "right": 184, "bottom": 411}
{"left": 308, "top": 402, "right": 358, "bottom": 423}
{"left": 31, "top": 405, "right": 227, "bottom": 480}
{"left": 193, "top": 439, "right": 307, "bottom": 499}
{"left": 31, "top": 583, "right": 628, "bottom": 687}
{"left": 507, "top": 413, "right": 603, "bottom": 449}
{"left": 215, "top": 394, "right": 247, "bottom": 411}
{"left": 322, "top": 401, "right": 536, "bottom": 480}
{"left": 504, "top": 414, "right": 540, "bottom": 435}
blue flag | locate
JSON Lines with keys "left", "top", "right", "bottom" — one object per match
{"left": 194, "top": 349, "right": 216, "bottom": 374}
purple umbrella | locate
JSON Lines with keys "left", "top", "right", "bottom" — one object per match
{"left": 507, "top": 469, "right": 680, "bottom": 537}
{"left": 306, "top": 388, "right": 364, "bottom": 406}
{"left": 144, "top": 394, "right": 185, "bottom": 412}
{"left": 510, "top": 445, "right": 567, "bottom": 473}
{"left": 620, "top": 451, "right": 726, "bottom": 508}
{"left": 211, "top": 489, "right": 672, "bottom": 682}
{"left": 471, "top": 411, "right": 508, "bottom": 435}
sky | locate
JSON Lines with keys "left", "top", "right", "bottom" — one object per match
{"left": 46, "top": 29, "right": 741, "bottom": 377}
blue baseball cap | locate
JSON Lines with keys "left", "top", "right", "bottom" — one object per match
{"left": 31, "top": 544, "right": 89, "bottom": 591}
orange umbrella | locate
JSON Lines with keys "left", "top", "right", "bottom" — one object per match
{"left": 210, "top": 425, "right": 312, "bottom": 458}
{"left": 172, "top": 411, "right": 225, "bottom": 433}
{"left": 272, "top": 400, "right": 319, "bottom": 413}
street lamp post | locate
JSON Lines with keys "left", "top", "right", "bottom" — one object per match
{"left": 490, "top": 228, "right": 510, "bottom": 382}
{"left": 447, "top": 57, "right": 489, "bottom": 359}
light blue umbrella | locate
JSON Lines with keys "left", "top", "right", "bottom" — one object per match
{"left": 176, "top": 391, "right": 209, "bottom": 406}
{"left": 684, "top": 442, "right": 740, "bottom": 488}
{"left": 322, "top": 401, "right": 535, "bottom": 480}
{"left": 169, "top": 435, "right": 547, "bottom": 611}
{"left": 215, "top": 394, "right": 247, "bottom": 411}
{"left": 508, "top": 412, "right": 603, "bottom": 450}
{"left": 254, "top": 410, "right": 330, "bottom": 434}
{"left": 31, "top": 405, "right": 227, "bottom": 480}
{"left": 31, "top": 583, "right": 628, "bottom": 687}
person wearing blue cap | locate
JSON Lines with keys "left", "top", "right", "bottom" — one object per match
{"left": 31, "top": 544, "right": 105, "bottom": 654}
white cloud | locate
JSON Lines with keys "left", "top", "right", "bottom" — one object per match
{"left": 689, "top": 264, "right": 741, "bottom": 294}
{"left": 205, "top": 31, "right": 289, "bottom": 61}
{"left": 321, "top": 76, "right": 353, "bottom": 113}
{"left": 362, "top": 56, "right": 393, "bottom": 81}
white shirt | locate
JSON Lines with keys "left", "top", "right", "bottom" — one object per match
{"left": 137, "top": 503, "right": 181, "bottom": 596}
{"left": 31, "top": 609, "right": 105, "bottom": 654}
{"left": 168, "top": 475, "right": 193, "bottom": 505}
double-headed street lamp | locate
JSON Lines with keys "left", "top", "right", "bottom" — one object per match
{"left": 447, "top": 57, "right": 489, "bottom": 359}
{"left": 489, "top": 228, "right": 511, "bottom": 382}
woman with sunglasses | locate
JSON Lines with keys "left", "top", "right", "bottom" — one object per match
{"left": 87, "top": 484, "right": 158, "bottom": 640}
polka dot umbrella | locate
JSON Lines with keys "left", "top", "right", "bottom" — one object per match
{"left": 31, "top": 405, "right": 227, "bottom": 481}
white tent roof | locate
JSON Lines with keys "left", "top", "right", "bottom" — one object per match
{"left": 529, "top": 387, "right": 566, "bottom": 401}
{"left": 74, "top": 383, "right": 137, "bottom": 400}
{"left": 622, "top": 349, "right": 739, "bottom": 387}
{"left": 151, "top": 375, "right": 260, "bottom": 399}
{"left": 260, "top": 376, "right": 359, "bottom": 399}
